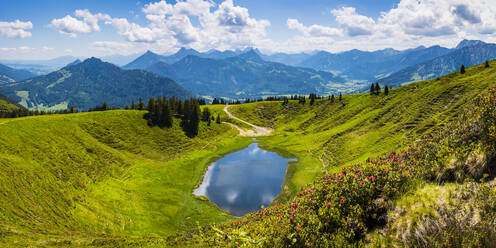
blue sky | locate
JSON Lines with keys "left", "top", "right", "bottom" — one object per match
{"left": 1, "top": 0, "right": 495, "bottom": 59}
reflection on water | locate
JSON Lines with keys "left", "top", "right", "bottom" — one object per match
{"left": 194, "top": 143, "right": 294, "bottom": 217}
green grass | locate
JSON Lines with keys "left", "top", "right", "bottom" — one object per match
{"left": 1, "top": 61, "right": 496, "bottom": 246}
{"left": 0, "top": 94, "right": 22, "bottom": 111}
{"left": 0, "top": 110, "right": 252, "bottom": 246}
{"left": 230, "top": 61, "right": 496, "bottom": 197}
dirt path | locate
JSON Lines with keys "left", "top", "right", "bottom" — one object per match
{"left": 223, "top": 105, "right": 273, "bottom": 136}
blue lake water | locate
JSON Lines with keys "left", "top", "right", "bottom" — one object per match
{"left": 193, "top": 143, "right": 294, "bottom": 217}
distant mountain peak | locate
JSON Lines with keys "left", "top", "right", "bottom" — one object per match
{"left": 456, "top": 39, "right": 486, "bottom": 49}
{"left": 84, "top": 57, "right": 104, "bottom": 63}
{"left": 144, "top": 50, "right": 157, "bottom": 55}
{"left": 176, "top": 47, "right": 199, "bottom": 55}
{"left": 65, "top": 59, "right": 82, "bottom": 67}
{"left": 238, "top": 49, "right": 264, "bottom": 62}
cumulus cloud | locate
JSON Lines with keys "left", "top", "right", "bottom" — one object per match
{"left": 279, "top": 0, "right": 496, "bottom": 53}
{"left": 48, "top": 0, "right": 496, "bottom": 55}
{"left": 50, "top": 9, "right": 109, "bottom": 37}
{"left": 0, "top": 20, "right": 32, "bottom": 38}
{"left": 49, "top": 0, "right": 270, "bottom": 52}
{"left": 287, "top": 19, "right": 342, "bottom": 37}
{"left": 332, "top": 7, "right": 375, "bottom": 36}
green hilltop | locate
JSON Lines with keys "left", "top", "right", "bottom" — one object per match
{"left": 0, "top": 61, "right": 496, "bottom": 246}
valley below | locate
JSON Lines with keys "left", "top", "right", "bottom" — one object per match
{"left": 1, "top": 61, "right": 496, "bottom": 247}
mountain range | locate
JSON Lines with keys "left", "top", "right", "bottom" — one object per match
{"left": 123, "top": 47, "right": 246, "bottom": 70}
{"left": 0, "top": 58, "right": 192, "bottom": 110}
{"left": 0, "top": 63, "right": 36, "bottom": 84}
{"left": 143, "top": 50, "right": 348, "bottom": 99}
{"left": 379, "top": 43, "right": 496, "bottom": 87}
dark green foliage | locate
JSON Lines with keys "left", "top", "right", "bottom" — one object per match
{"left": 370, "top": 84, "right": 375, "bottom": 95}
{"left": 374, "top": 82, "right": 381, "bottom": 95}
{"left": 485, "top": 60, "right": 490, "bottom": 68}
{"left": 339, "top": 93, "right": 342, "bottom": 101}
{"left": 138, "top": 97, "right": 145, "bottom": 110}
{"left": 309, "top": 93, "right": 316, "bottom": 105}
{"left": 331, "top": 94, "right": 335, "bottom": 103}
{"left": 282, "top": 97, "right": 289, "bottom": 105}
{"left": 384, "top": 85, "right": 389, "bottom": 95}
{"left": 216, "top": 114, "right": 221, "bottom": 124}
{"left": 144, "top": 96, "right": 202, "bottom": 137}
{"left": 461, "top": 64, "right": 466, "bottom": 74}
{"left": 201, "top": 107, "right": 211, "bottom": 122}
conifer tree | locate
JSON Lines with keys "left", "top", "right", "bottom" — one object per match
{"left": 370, "top": 84, "right": 375, "bottom": 95}
{"left": 201, "top": 107, "right": 211, "bottom": 122}
{"left": 216, "top": 114, "right": 221, "bottom": 124}
{"left": 70, "top": 104, "right": 76, "bottom": 113}
{"left": 147, "top": 97, "right": 156, "bottom": 111}
{"left": 309, "top": 93, "right": 316, "bottom": 105}
{"left": 331, "top": 94, "right": 335, "bottom": 103}
{"left": 102, "top": 101, "right": 108, "bottom": 111}
{"left": 375, "top": 82, "right": 381, "bottom": 95}
{"left": 131, "top": 100, "right": 137, "bottom": 110}
{"left": 125, "top": 104, "right": 130, "bottom": 110}
{"left": 384, "top": 85, "right": 389, "bottom": 95}
{"left": 460, "top": 64, "right": 466, "bottom": 74}
{"left": 339, "top": 93, "right": 342, "bottom": 101}
{"left": 485, "top": 60, "right": 490, "bottom": 68}
{"left": 207, "top": 117, "right": 211, "bottom": 126}
{"left": 138, "top": 97, "right": 145, "bottom": 110}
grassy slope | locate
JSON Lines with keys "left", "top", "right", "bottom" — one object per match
{"left": 0, "top": 93, "right": 22, "bottom": 112}
{"left": 230, "top": 61, "right": 496, "bottom": 198}
{"left": 0, "top": 109, "right": 253, "bottom": 246}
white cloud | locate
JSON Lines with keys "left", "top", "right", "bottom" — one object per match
{"left": 50, "top": 9, "right": 109, "bottom": 38}
{"left": 49, "top": 0, "right": 270, "bottom": 52}
{"left": 287, "top": 19, "right": 342, "bottom": 37}
{"left": 331, "top": 7, "right": 375, "bottom": 36}
{"left": 0, "top": 20, "right": 32, "bottom": 38}
{"left": 46, "top": 0, "right": 496, "bottom": 56}
{"left": 276, "top": 0, "right": 496, "bottom": 53}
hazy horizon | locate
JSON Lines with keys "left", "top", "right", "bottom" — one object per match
{"left": 1, "top": 0, "right": 496, "bottom": 60}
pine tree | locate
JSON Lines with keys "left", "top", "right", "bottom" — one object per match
{"left": 188, "top": 102, "right": 200, "bottom": 137}
{"left": 370, "top": 84, "right": 375, "bottom": 95}
{"left": 460, "top": 64, "right": 466, "bottom": 74}
{"left": 131, "top": 100, "right": 137, "bottom": 110}
{"left": 102, "top": 101, "right": 108, "bottom": 111}
{"left": 375, "top": 82, "right": 381, "bottom": 95}
{"left": 70, "top": 104, "right": 76, "bottom": 113}
{"left": 331, "top": 94, "right": 335, "bottom": 103}
{"left": 485, "top": 60, "right": 490, "bottom": 68}
{"left": 201, "top": 107, "right": 211, "bottom": 122}
{"left": 282, "top": 97, "right": 289, "bottom": 105}
{"left": 125, "top": 104, "right": 130, "bottom": 110}
{"left": 384, "top": 85, "right": 389, "bottom": 96}
{"left": 147, "top": 97, "right": 156, "bottom": 111}
{"left": 138, "top": 97, "right": 145, "bottom": 110}
{"left": 309, "top": 93, "right": 316, "bottom": 105}
{"left": 339, "top": 93, "right": 342, "bottom": 101}
{"left": 216, "top": 114, "right": 221, "bottom": 124}
{"left": 207, "top": 117, "right": 211, "bottom": 126}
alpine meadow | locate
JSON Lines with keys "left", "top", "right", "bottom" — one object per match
{"left": 1, "top": 1, "right": 496, "bottom": 247}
